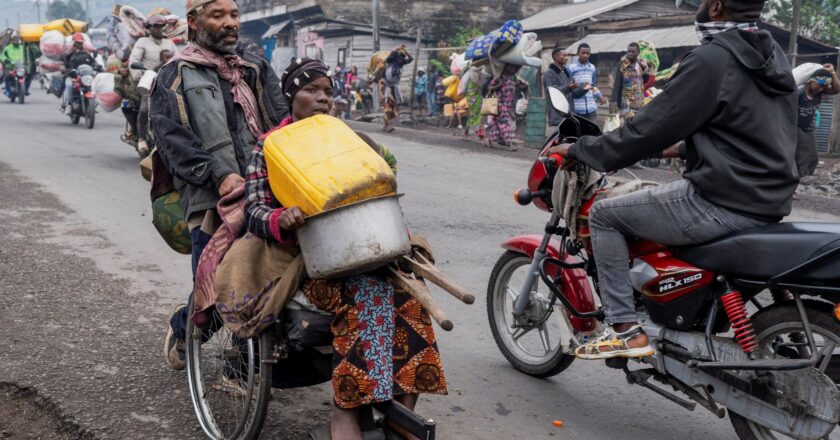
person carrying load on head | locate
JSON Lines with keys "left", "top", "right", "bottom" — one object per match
{"left": 129, "top": 14, "right": 178, "bottom": 157}
{"left": 380, "top": 45, "right": 413, "bottom": 133}
{"left": 794, "top": 65, "right": 839, "bottom": 180}
{"left": 243, "top": 57, "right": 447, "bottom": 440}
{"left": 152, "top": 0, "right": 289, "bottom": 372}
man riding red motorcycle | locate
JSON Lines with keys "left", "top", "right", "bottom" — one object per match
{"left": 545, "top": 0, "right": 798, "bottom": 359}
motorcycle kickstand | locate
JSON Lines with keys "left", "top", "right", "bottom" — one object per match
{"left": 623, "top": 367, "right": 696, "bottom": 412}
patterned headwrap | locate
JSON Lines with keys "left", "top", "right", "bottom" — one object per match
{"left": 280, "top": 57, "right": 332, "bottom": 107}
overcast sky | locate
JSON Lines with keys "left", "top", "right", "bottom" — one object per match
{"left": 1, "top": 0, "right": 186, "bottom": 29}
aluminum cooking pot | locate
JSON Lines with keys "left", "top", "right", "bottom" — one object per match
{"left": 297, "top": 194, "right": 411, "bottom": 279}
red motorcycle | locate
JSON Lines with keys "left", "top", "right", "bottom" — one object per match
{"left": 5, "top": 61, "right": 27, "bottom": 104}
{"left": 487, "top": 88, "right": 840, "bottom": 440}
{"left": 66, "top": 64, "right": 96, "bottom": 129}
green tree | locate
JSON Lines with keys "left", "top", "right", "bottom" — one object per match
{"left": 46, "top": 0, "right": 86, "bottom": 21}
{"left": 433, "top": 26, "right": 483, "bottom": 67}
{"left": 766, "top": 0, "right": 840, "bottom": 46}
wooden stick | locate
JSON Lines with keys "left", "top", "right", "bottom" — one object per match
{"left": 400, "top": 254, "right": 475, "bottom": 305}
{"left": 387, "top": 267, "right": 454, "bottom": 331}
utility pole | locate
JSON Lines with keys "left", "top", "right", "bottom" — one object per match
{"left": 788, "top": 0, "right": 801, "bottom": 65}
{"left": 36, "top": 0, "right": 42, "bottom": 23}
{"left": 409, "top": 27, "right": 422, "bottom": 117}
{"left": 85, "top": 0, "right": 91, "bottom": 23}
{"left": 372, "top": 0, "right": 380, "bottom": 52}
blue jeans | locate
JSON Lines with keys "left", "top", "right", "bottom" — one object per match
{"left": 62, "top": 77, "right": 74, "bottom": 106}
{"left": 427, "top": 91, "right": 437, "bottom": 115}
{"left": 170, "top": 227, "right": 213, "bottom": 342}
{"left": 4, "top": 74, "right": 30, "bottom": 96}
{"left": 589, "top": 180, "right": 764, "bottom": 325}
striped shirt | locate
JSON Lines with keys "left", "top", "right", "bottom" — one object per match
{"left": 568, "top": 60, "right": 599, "bottom": 115}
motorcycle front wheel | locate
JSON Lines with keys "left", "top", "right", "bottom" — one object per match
{"left": 85, "top": 101, "right": 95, "bottom": 129}
{"left": 487, "top": 250, "right": 575, "bottom": 378}
{"left": 17, "top": 84, "right": 23, "bottom": 104}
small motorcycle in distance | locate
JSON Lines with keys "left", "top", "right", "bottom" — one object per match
{"left": 66, "top": 64, "right": 97, "bottom": 129}
{"left": 487, "top": 87, "right": 840, "bottom": 440}
{"left": 5, "top": 61, "right": 27, "bottom": 104}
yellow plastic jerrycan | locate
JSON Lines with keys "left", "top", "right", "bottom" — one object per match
{"left": 263, "top": 115, "right": 397, "bottom": 216}
{"left": 18, "top": 24, "right": 45, "bottom": 43}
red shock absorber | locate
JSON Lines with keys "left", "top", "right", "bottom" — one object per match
{"left": 720, "top": 291, "right": 757, "bottom": 354}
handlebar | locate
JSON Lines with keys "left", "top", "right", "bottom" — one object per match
{"left": 515, "top": 188, "right": 551, "bottom": 206}
{"left": 537, "top": 153, "right": 564, "bottom": 170}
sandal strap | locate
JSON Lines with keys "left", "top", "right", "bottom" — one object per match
{"left": 615, "top": 325, "right": 645, "bottom": 342}
{"left": 579, "top": 338, "right": 627, "bottom": 355}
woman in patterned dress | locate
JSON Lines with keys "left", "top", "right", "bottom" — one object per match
{"left": 486, "top": 64, "right": 522, "bottom": 149}
{"left": 244, "top": 57, "right": 447, "bottom": 440}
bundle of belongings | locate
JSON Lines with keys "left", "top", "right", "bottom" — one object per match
{"left": 106, "top": 5, "right": 146, "bottom": 61}
{"left": 368, "top": 50, "right": 391, "bottom": 82}
{"left": 441, "top": 20, "right": 543, "bottom": 98}
{"left": 93, "top": 73, "right": 121, "bottom": 112}
{"left": 38, "top": 30, "right": 67, "bottom": 73}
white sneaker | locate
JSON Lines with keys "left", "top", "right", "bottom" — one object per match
{"left": 64, "top": 106, "right": 72, "bottom": 115}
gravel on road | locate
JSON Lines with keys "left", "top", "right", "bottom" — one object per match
{"left": 0, "top": 161, "right": 329, "bottom": 439}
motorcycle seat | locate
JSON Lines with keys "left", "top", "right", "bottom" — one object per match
{"left": 670, "top": 222, "right": 840, "bottom": 283}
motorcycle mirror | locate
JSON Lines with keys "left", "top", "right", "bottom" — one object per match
{"left": 547, "top": 87, "right": 570, "bottom": 116}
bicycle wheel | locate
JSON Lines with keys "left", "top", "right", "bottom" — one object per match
{"left": 185, "top": 302, "right": 273, "bottom": 440}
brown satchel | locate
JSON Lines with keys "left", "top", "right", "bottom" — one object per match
{"left": 481, "top": 94, "right": 499, "bottom": 116}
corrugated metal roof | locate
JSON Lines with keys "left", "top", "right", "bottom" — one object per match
{"left": 521, "top": 0, "right": 641, "bottom": 31}
{"left": 815, "top": 96, "right": 834, "bottom": 154}
{"left": 566, "top": 25, "right": 699, "bottom": 53}
{"left": 261, "top": 21, "right": 291, "bottom": 39}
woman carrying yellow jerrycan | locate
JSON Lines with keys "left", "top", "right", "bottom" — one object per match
{"left": 246, "top": 58, "right": 448, "bottom": 440}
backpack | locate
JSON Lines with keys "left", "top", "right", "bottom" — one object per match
{"left": 149, "top": 150, "right": 191, "bottom": 254}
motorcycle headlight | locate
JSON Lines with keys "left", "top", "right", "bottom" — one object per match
{"left": 81, "top": 75, "right": 94, "bottom": 87}
{"left": 15, "top": 68, "right": 26, "bottom": 77}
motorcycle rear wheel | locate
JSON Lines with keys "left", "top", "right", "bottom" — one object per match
{"left": 487, "top": 250, "right": 575, "bottom": 378}
{"left": 730, "top": 300, "right": 840, "bottom": 440}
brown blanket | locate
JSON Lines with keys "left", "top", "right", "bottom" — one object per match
{"left": 214, "top": 233, "right": 306, "bottom": 338}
